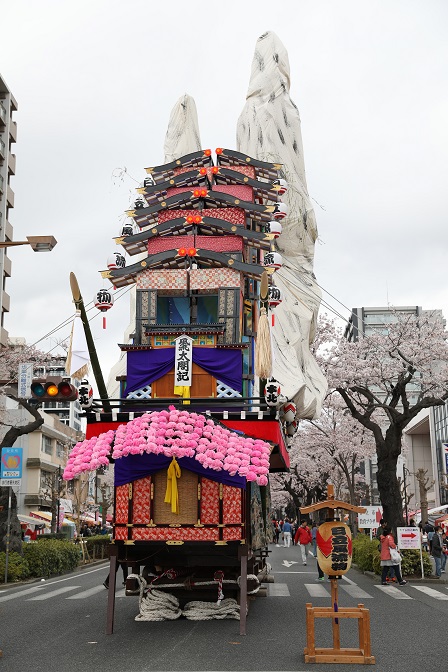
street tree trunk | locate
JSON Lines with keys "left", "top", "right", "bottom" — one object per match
{"left": 375, "top": 426, "right": 404, "bottom": 533}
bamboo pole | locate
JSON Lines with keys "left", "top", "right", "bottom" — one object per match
{"left": 69, "top": 272, "right": 112, "bottom": 413}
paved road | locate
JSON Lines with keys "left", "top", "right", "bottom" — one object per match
{"left": 1, "top": 544, "right": 447, "bottom": 671}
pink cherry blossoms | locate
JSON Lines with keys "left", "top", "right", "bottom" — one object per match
{"left": 63, "top": 407, "right": 271, "bottom": 485}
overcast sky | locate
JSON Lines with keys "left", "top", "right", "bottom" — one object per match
{"left": 1, "top": 0, "right": 447, "bottom": 391}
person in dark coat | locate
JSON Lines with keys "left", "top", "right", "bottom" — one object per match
{"left": 431, "top": 525, "right": 443, "bottom": 577}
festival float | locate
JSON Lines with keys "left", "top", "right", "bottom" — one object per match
{"left": 62, "top": 31, "right": 327, "bottom": 635}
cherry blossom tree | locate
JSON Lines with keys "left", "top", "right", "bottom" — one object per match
{"left": 0, "top": 343, "right": 51, "bottom": 552}
{"left": 320, "top": 311, "right": 448, "bottom": 532}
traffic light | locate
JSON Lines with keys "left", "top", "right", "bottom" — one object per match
{"left": 30, "top": 378, "right": 78, "bottom": 402}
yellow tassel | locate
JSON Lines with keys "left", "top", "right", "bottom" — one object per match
{"left": 255, "top": 306, "right": 272, "bottom": 378}
{"left": 164, "top": 457, "right": 181, "bottom": 514}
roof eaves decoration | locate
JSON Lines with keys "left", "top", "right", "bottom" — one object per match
{"left": 63, "top": 406, "right": 272, "bottom": 486}
{"left": 145, "top": 149, "right": 213, "bottom": 182}
{"left": 102, "top": 250, "right": 265, "bottom": 287}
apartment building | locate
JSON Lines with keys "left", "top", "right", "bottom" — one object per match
{"left": 0, "top": 74, "right": 18, "bottom": 347}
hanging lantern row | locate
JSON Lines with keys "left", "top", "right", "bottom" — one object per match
{"left": 94, "top": 289, "right": 114, "bottom": 329}
{"left": 273, "top": 202, "right": 288, "bottom": 220}
{"left": 263, "top": 251, "right": 283, "bottom": 273}
{"left": 78, "top": 379, "right": 94, "bottom": 409}
{"left": 273, "top": 178, "right": 288, "bottom": 197}
{"left": 265, "top": 378, "right": 281, "bottom": 407}
{"left": 266, "top": 220, "right": 282, "bottom": 239}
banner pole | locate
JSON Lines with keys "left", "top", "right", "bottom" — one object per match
{"left": 4, "top": 486, "right": 12, "bottom": 584}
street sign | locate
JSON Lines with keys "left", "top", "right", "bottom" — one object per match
{"left": 0, "top": 447, "right": 23, "bottom": 487}
{"left": 357, "top": 506, "right": 383, "bottom": 529}
{"left": 397, "top": 526, "right": 420, "bottom": 550}
{"left": 18, "top": 362, "right": 33, "bottom": 399}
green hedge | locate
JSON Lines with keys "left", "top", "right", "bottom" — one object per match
{"left": 83, "top": 535, "right": 111, "bottom": 560}
{"left": 0, "top": 551, "right": 31, "bottom": 582}
{"left": 22, "top": 539, "right": 80, "bottom": 579}
{"left": 352, "top": 534, "right": 432, "bottom": 576}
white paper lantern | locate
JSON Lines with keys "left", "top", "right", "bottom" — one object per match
{"left": 273, "top": 178, "right": 288, "bottom": 196}
{"left": 107, "top": 253, "right": 126, "bottom": 270}
{"left": 265, "top": 378, "right": 281, "bottom": 407}
{"left": 268, "top": 286, "right": 282, "bottom": 309}
{"left": 273, "top": 202, "right": 288, "bottom": 220}
{"left": 283, "top": 402, "right": 297, "bottom": 423}
{"left": 266, "top": 220, "right": 283, "bottom": 239}
{"left": 264, "top": 251, "right": 283, "bottom": 272}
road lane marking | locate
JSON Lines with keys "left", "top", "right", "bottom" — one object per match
{"left": 268, "top": 583, "right": 290, "bottom": 596}
{"left": 411, "top": 586, "right": 448, "bottom": 600}
{"left": 274, "top": 571, "right": 317, "bottom": 574}
{"left": 374, "top": 586, "right": 412, "bottom": 599}
{"left": 304, "top": 584, "right": 329, "bottom": 597}
{"left": 28, "top": 586, "right": 80, "bottom": 600}
{"left": 340, "top": 585, "right": 373, "bottom": 599}
{"left": 0, "top": 585, "right": 46, "bottom": 602}
{"left": 66, "top": 586, "right": 106, "bottom": 599}
{"left": 115, "top": 589, "right": 127, "bottom": 598}
{"left": 341, "top": 575, "right": 356, "bottom": 585}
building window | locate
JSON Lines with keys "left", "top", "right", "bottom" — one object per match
{"left": 40, "top": 470, "right": 52, "bottom": 489}
{"left": 42, "top": 436, "right": 53, "bottom": 455}
{"left": 56, "top": 442, "right": 65, "bottom": 458}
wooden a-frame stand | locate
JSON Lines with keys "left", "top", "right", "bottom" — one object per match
{"left": 301, "top": 486, "right": 375, "bottom": 665}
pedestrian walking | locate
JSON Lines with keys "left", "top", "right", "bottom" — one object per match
{"left": 431, "top": 525, "right": 443, "bottom": 577}
{"left": 379, "top": 526, "right": 407, "bottom": 586}
{"left": 283, "top": 518, "right": 292, "bottom": 547}
{"left": 441, "top": 530, "right": 448, "bottom": 573}
{"left": 294, "top": 520, "right": 312, "bottom": 565}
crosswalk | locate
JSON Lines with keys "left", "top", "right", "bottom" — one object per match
{"left": 1, "top": 578, "right": 448, "bottom": 605}
{"left": 256, "top": 577, "right": 448, "bottom": 603}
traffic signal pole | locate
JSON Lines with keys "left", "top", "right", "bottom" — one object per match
{"left": 69, "top": 273, "right": 112, "bottom": 414}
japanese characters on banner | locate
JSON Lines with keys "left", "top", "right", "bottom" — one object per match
{"left": 18, "top": 362, "right": 33, "bottom": 399}
{"left": 174, "top": 335, "right": 193, "bottom": 387}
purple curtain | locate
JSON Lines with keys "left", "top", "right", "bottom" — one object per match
{"left": 125, "top": 348, "right": 242, "bottom": 395}
{"left": 114, "top": 452, "right": 246, "bottom": 489}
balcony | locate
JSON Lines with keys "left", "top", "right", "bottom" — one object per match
{"left": 0, "top": 137, "right": 5, "bottom": 159}
{"left": 6, "top": 184, "right": 14, "bottom": 208}
{"left": 9, "top": 120, "right": 17, "bottom": 142}
{"left": 8, "top": 153, "right": 16, "bottom": 175}
{"left": 3, "top": 253, "right": 11, "bottom": 277}
{"left": 0, "top": 102, "right": 6, "bottom": 126}
{"left": 0, "top": 326, "right": 8, "bottom": 347}
{"left": 2, "top": 290, "right": 10, "bottom": 313}
{"left": 0, "top": 174, "right": 3, "bottom": 193}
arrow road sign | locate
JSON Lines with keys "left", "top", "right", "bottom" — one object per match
{"left": 282, "top": 560, "right": 298, "bottom": 568}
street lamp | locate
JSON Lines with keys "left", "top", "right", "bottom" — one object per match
{"left": 0, "top": 235, "right": 57, "bottom": 252}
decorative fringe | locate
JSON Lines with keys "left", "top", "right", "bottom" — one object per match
{"left": 255, "top": 307, "right": 272, "bottom": 378}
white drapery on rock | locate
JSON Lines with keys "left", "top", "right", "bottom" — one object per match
{"left": 236, "top": 31, "right": 327, "bottom": 419}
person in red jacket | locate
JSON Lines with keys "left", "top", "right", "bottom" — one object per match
{"left": 294, "top": 520, "right": 312, "bottom": 565}
{"left": 380, "top": 526, "right": 407, "bottom": 586}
